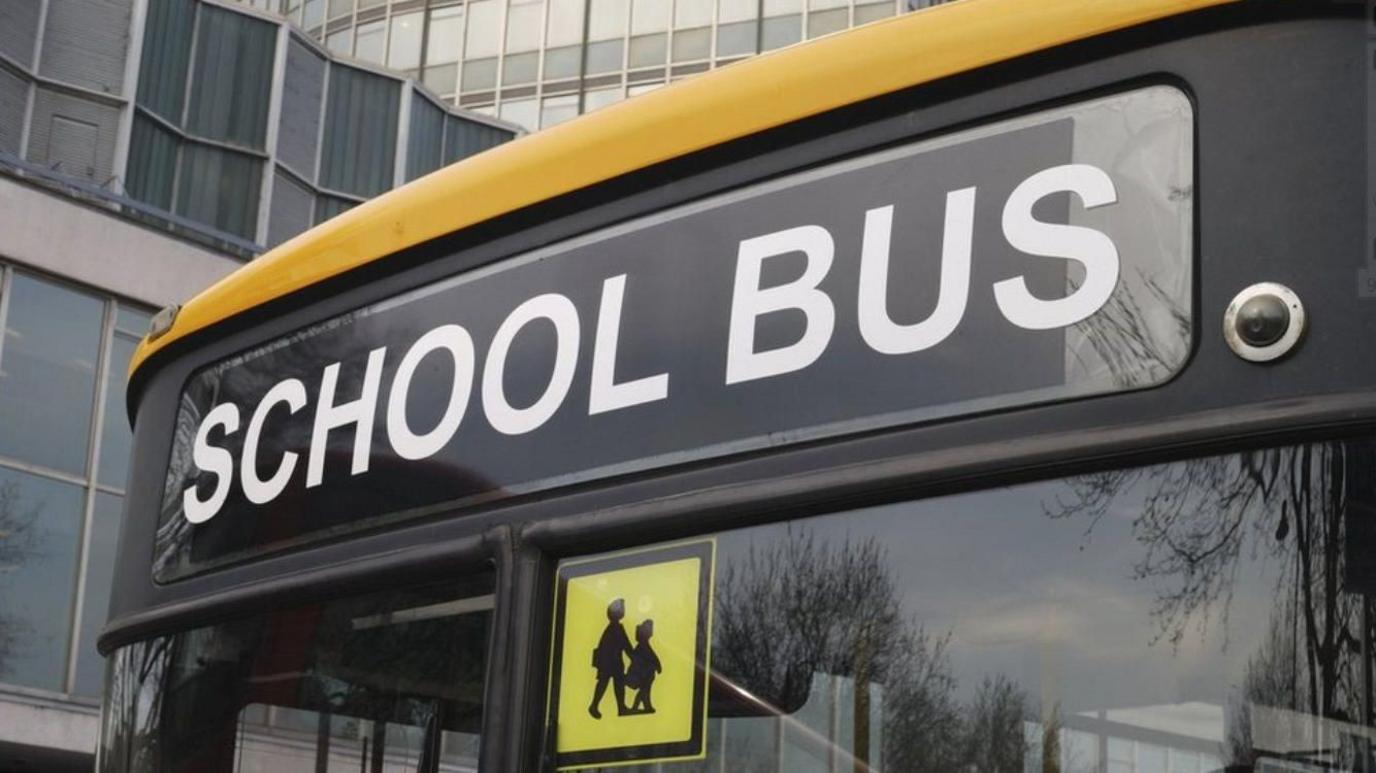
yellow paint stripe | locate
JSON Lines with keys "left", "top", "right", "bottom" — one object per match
{"left": 131, "top": 0, "right": 1235, "bottom": 377}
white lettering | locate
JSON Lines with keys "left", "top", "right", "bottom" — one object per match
{"left": 306, "top": 347, "right": 387, "bottom": 487}
{"left": 241, "top": 379, "right": 307, "bottom": 505}
{"left": 725, "top": 225, "right": 836, "bottom": 384}
{"left": 183, "top": 403, "right": 240, "bottom": 524}
{"left": 995, "top": 163, "right": 1120, "bottom": 330}
{"left": 483, "top": 293, "right": 580, "bottom": 435}
{"left": 857, "top": 188, "right": 976, "bottom": 354}
{"left": 387, "top": 324, "right": 476, "bottom": 460}
{"left": 589, "top": 274, "right": 669, "bottom": 415}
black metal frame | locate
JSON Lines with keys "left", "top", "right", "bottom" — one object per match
{"left": 100, "top": 4, "right": 1369, "bottom": 771}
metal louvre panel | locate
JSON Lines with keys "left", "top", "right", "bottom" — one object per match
{"left": 39, "top": 0, "right": 132, "bottom": 95}
{"left": 442, "top": 115, "right": 513, "bottom": 165}
{"left": 319, "top": 64, "right": 399, "bottom": 197}
{"left": 185, "top": 4, "right": 275, "bottom": 149}
{"left": 267, "top": 168, "right": 313, "bottom": 247}
{"left": 26, "top": 88, "right": 121, "bottom": 181}
{"left": 0, "top": 68, "right": 27, "bottom": 156}
{"left": 0, "top": 0, "right": 41, "bottom": 70}
{"left": 136, "top": 0, "right": 195, "bottom": 123}
{"left": 276, "top": 37, "right": 325, "bottom": 182}
{"left": 406, "top": 92, "right": 444, "bottom": 181}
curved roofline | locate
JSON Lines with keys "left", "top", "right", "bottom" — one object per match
{"left": 130, "top": 0, "right": 1234, "bottom": 378}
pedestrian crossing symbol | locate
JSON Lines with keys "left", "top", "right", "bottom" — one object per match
{"left": 548, "top": 540, "right": 715, "bottom": 770}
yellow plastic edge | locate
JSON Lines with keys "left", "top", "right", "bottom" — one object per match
{"left": 131, "top": 0, "right": 1235, "bottom": 378}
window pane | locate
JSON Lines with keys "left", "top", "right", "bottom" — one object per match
{"left": 354, "top": 19, "right": 385, "bottom": 63}
{"left": 97, "top": 334, "right": 138, "bottom": 488}
{"left": 543, "top": 44, "right": 582, "bottom": 79}
{"left": 0, "top": 467, "right": 83, "bottom": 692}
{"left": 320, "top": 65, "right": 400, "bottom": 197}
{"left": 423, "top": 62, "right": 458, "bottom": 95}
{"left": 808, "top": 0, "right": 847, "bottom": 8}
{"left": 674, "top": 0, "right": 712, "bottom": 28}
{"left": 387, "top": 11, "right": 423, "bottom": 70}
{"left": 807, "top": 7, "right": 847, "bottom": 38}
{"left": 627, "top": 81, "right": 662, "bottom": 96}
{"left": 73, "top": 492, "right": 122, "bottom": 696}
{"left": 719, "top": 0, "right": 757, "bottom": 23}
{"left": 502, "top": 50, "right": 538, "bottom": 85}
{"left": 325, "top": 27, "right": 351, "bottom": 54}
{"left": 327, "top": 0, "right": 352, "bottom": 18}
{"left": 761, "top": 13, "right": 800, "bottom": 49}
{"left": 630, "top": 0, "right": 670, "bottom": 34}
{"left": 126, "top": 113, "right": 179, "bottom": 211}
{"left": 540, "top": 94, "right": 578, "bottom": 128}
{"left": 764, "top": 0, "right": 801, "bottom": 13}
{"left": 716, "top": 19, "right": 756, "bottom": 57}
{"left": 585, "top": 38, "right": 623, "bottom": 74}
{"left": 498, "top": 97, "right": 537, "bottom": 131}
{"left": 115, "top": 305, "right": 152, "bottom": 338}
{"left": 175, "top": 143, "right": 263, "bottom": 240}
{"left": 302, "top": 0, "right": 323, "bottom": 28}
{"left": 186, "top": 5, "right": 276, "bottom": 148}
{"left": 465, "top": 0, "right": 502, "bottom": 58}
{"left": 426, "top": 5, "right": 464, "bottom": 64}
{"left": 135, "top": 0, "right": 195, "bottom": 124}
{"left": 101, "top": 579, "right": 494, "bottom": 771}
{"left": 671, "top": 26, "right": 710, "bottom": 62}
{"left": 855, "top": 1, "right": 895, "bottom": 23}
{"left": 628, "top": 33, "right": 666, "bottom": 68}
{"left": 589, "top": 0, "right": 629, "bottom": 39}
{"left": 584, "top": 86, "right": 624, "bottom": 112}
{"left": 461, "top": 56, "right": 498, "bottom": 91}
{"left": 546, "top": 0, "right": 584, "bottom": 47}
{"left": 0, "top": 273, "right": 103, "bottom": 474}
{"left": 506, "top": 0, "right": 543, "bottom": 52}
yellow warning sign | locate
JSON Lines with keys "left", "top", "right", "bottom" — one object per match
{"left": 548, "top": 540, "right": 715, "bottom": 770}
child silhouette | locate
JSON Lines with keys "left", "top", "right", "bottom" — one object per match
{"left": 588, "top": 598, "right": 633, "bottom": 719}
{"left": 625, "top": 619, "right": 662, "bottom": 714}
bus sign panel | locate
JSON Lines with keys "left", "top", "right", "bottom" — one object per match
{"left": 155, "top": 87, "right": 1193, "bottom": 578}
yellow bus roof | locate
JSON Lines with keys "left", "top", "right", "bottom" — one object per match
{"left": 130, "top": 0, "right": 1233, "bottom": 378}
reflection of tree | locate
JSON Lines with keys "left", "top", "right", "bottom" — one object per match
{"left": 0, "top": 480, "right": 40, "bottom": 679}
{"left": 713, "top": 527, "right": 1038, "bottom": 772}
{"left": 1074, "top": 272, "right": 1190, "bottom": 388}
{"left": 1050, "top": 441, "right": 1376, "bottom": 766}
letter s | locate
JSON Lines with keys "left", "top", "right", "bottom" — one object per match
{"left": 994, "top": 163, "right": 1120, "bottom": 330}
{"left": 183, "top": 402, "right": 240, "bottom": 524}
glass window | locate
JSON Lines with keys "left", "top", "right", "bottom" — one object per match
{"left": 502, "top": 51, "right": 538, "bottom": 85}
{"left": 175, "top": 143, "right": 263, "bottom": 240}
{"left": 543, "top": 44, "right": 582, "bottom": 79}
{"left": 422, "top": 63, "right": 458, "bottom": 96}
{"left": 764, "top": 0, "right": 801, "bottom": 13}
{"left": 326, "top": 0, "right": 352, "bottom": 18}
{"left": 506, "top": 0, "right": 544, "bottom": 52}
{"left": 498, "top": 97, "right": 537, "bottom": 131}
{"left": 0, "top": 273, "right": 103, "bottom": 475}
{"left": 134, "top": 0, "right": 195, "bottom": 124}
{"left": 460, "top": 56, "right": 498, "bottom": 91}
{"left": 674, "top": 0, "right": 713, "bottom": 28}
{"left": 73, "top": 492, "right": 123, "bottom": 696}
{"left": 855, "top": 1, "right": 895, "bottom": 24}
{"left": 671, "top": 26, "right": 711, "bottom": 61}
{"left": 807, "top": 7, "right": 848, "bottom": 38}
{"left": 302, "top": 0, "right": 323, "bottom": 28}
{"left": 97, "top": 334, "right": 138, "bottom": 488}
{"left": 716, "top": 19, "right": 756, "bottom": 57}
{"left": 627, "top": 81, "right": 662, "bottom": 96}
{"left": 548, "top": 438, "right": 1376, "bottom": 773}
{"left": 320, "top": 65, "right": 399, "bottom": 197}
{"left": 589, "top": 0, "right": 629, "bottom": 39}
{"left": 584, "top": 85, "right": 624, "bottom": 112}
{"left": 585, "top": 38, "right": 623, "bottom": 74}
{"left": 630, "top": 0, "right": 670, "bottom": 34}
{"left": 0, "top": 467, "right": 83, "bottom": 692}
{"left": 628, "top": 33, "right": 666, "bottom": 68}
{"left": 354, "top": 19, "right": 385, "bottom": 63}
{"left": 100, "top": 579, "right": 494, "bottom": 771}
{"left": 546, "top": 0, "right": 585, "bottom": 47}
{"left": 387, "top": 12, "right": 423, "bottom": 70}
{"left": 540, "top": 94, "right": 579, "bottom": 128}
{"left": 761, "top": 13, "right": 801, "bottom": 49}
{"left": 426, "top": 5, "right": 465, "bottom": 65}
{"left": 719, "top": 0, "right": 758, "bottom": 23}
{"left": 465, "top": 0, "right": 503, "bottom": 58}
{"left": 125, "top": 114, "right": 179, "bottom": 211}
{"left": 325, "top": 27, "right": 352, "bottom": 54}
{"left": 115, "top": 305, "right": 152, "bottom": 338}
{"left": 186, "top": 6, "right": 276, "bottom": 149}
{"left": 808, "top": 0, "right": 847, "bottom": 8}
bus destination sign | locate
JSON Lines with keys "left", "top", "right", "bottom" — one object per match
{"left": 156, "top": 87, "right": 1193, "bottom": 578}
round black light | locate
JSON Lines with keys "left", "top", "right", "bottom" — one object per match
{"left": 1234, "top": 293, "right": 1290, "bottom": 347}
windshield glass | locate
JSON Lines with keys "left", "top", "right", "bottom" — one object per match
{"left": 98, "top": 576, "right": 493, "bottom": 773}
{"left": 553, "top": 438, "right": 1376, "bottom": 772}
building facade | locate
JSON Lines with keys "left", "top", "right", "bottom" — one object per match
{"left": 0, "top": 1, "right": 514, "bottom": 769}
{"left": 272, "top": 0, "right": 935, "bottom": 132}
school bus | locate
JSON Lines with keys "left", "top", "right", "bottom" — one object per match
{"left": 97, "top": 0, "right": 1376, "bottom": 771}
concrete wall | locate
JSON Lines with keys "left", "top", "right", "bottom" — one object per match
{"left": 0, "top": 174, "right": 242, "bottom": 309}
